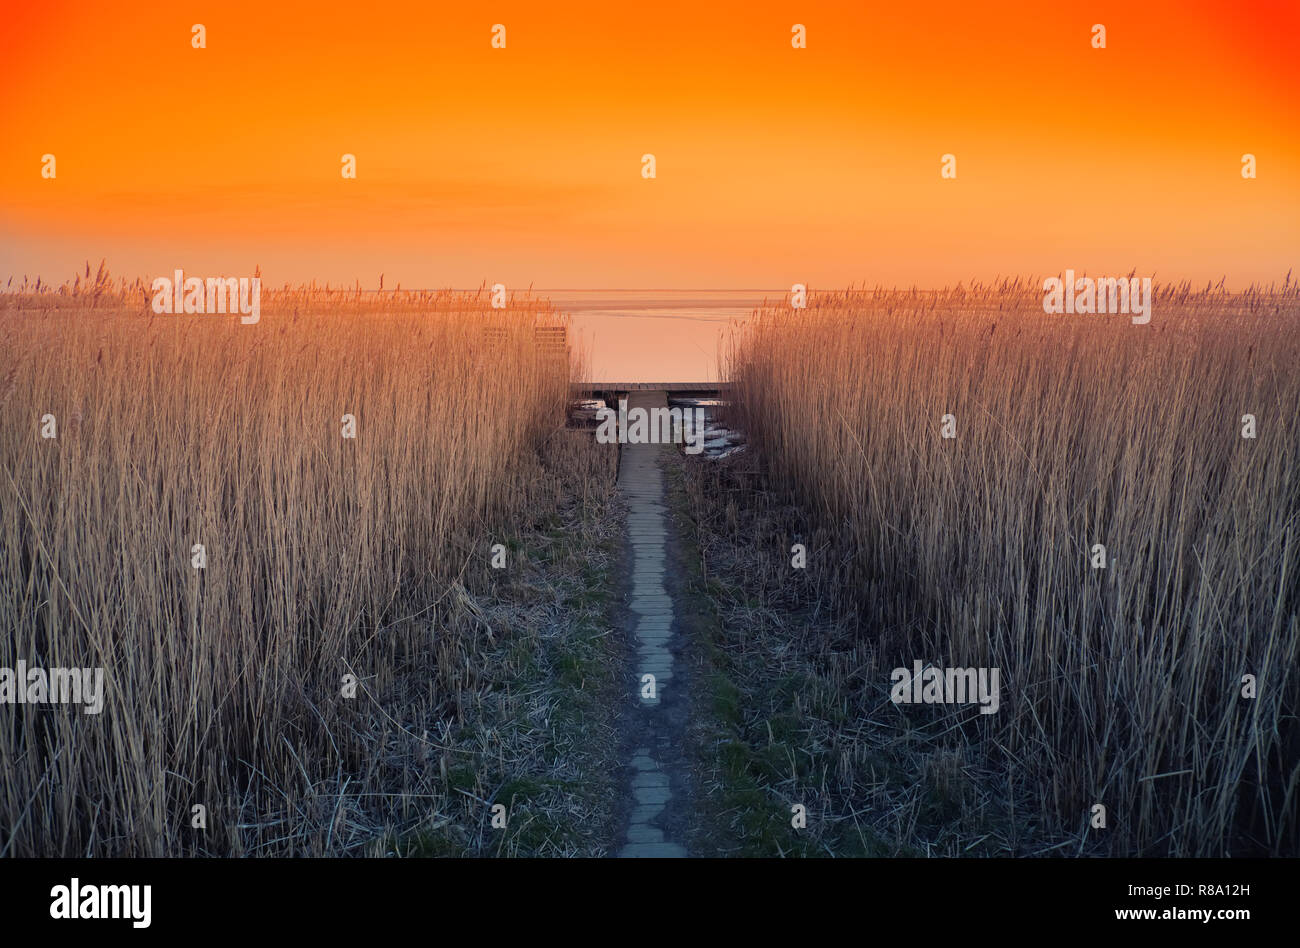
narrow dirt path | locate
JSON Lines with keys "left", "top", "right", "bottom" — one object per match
{"left": 615, "top": 391, "right": 690, "bottom": 857}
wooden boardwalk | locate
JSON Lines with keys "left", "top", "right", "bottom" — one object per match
{"left": 616, "top": 391, "right": 687, "bottom": 858}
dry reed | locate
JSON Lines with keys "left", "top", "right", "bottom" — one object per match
{"left": 0, "top": 270, "right": 589, "bottom": 856}
{"left": 724, "top": 278, "right": 1300, "bottom": 856}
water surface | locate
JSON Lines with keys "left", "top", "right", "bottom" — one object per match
{"left": 550, "top": 290, "right": 778, "bottom": 383}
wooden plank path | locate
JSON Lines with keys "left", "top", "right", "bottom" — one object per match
{"left": 616, "top": 391, "right": 688, "bottom": 858}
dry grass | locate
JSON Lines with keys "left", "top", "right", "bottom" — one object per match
{"left": 682, "top": 451, "right": 1047, "bottom": 857}
{"left": 0, "top": 267, "right": 613, "bottom": 856}
{"left": 720, "top": 278, "right": 1300, "bottom": 856}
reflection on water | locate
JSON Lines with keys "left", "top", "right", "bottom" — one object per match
{"left": 671, "top": 395, "right": 745, "bottom": 460}
{"left": 550, "top": 290, "right": 779, "bottom": 383}
{"left": 567, "top": 393, "right": 745, "bottom": 461}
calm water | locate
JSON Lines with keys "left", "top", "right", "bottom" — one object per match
{"left": 549, "top": 290, "right": 780, "bottom": 383}
{"left": 570, "top": 394, "right": 745, "bottom": 461}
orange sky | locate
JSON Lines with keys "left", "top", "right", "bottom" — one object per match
{"left": 1, "top": 0, "right": 1297, "bottom": 288}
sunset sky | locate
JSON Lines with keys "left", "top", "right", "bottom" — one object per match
{"left": 1, "top": 0, "right": 1297, "bottom": 288}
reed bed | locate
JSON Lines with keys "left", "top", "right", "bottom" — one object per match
{"left": 0, "top": 269, "right": 588, "bottom": 856}
{"left": 724, "top": 279, "right": 1300, "bottom": 856}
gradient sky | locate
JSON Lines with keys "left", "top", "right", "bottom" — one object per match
{"left": 1, "top": 0, "right": 1297, "bottom": 288}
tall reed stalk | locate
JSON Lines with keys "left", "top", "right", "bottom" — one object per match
{"left": 726, "top": 280, "right": 1300, "bottom": 855}
{"left": 1, "top": 277, "right": 578, "bottom": 856}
